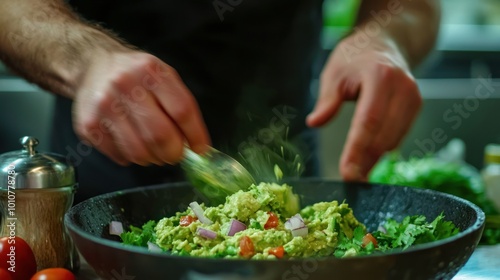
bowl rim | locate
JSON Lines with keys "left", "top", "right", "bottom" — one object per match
{"left": 65, "top": 178, "right": 486, "bottom": 263}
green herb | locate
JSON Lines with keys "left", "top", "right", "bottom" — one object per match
{"left": 249, "top": 220, "right": 263, "bottom": 230}
{"left": 369, "top": 153, "right": 500, "bottom": 245}
{"left": 374, "top": 213, "right": 459, "bottom": 251}
{"left": 120, "top": 220, "right": 157, "bottom": 247}
{"left": 334, "top": 226, "right": 376, "bottom": 258}
{"left": 334, "top": 214, "right": 459, "bottom": 258}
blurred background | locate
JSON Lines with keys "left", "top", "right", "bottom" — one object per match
{"left": 319, "top": 0, "right": 500, "bottom": 178}
{"left": 0, "top": 0, "right": 499, "bottom": 178}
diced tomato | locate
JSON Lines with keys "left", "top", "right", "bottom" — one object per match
{"left": 362, "top": 233, "right": 378, "bottom": 248}
{"left": 268, "top": 246, "right": 285, "bottom": 259}
{"left": 239, "top": 236, "right": 255, "bottom": 258}
{"left": 180, "top": 215, "right": 196, "bottom": 226}
{"left": 264, "top": 212, "right": 279, "bottom": 229}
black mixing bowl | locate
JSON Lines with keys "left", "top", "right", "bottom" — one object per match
{"left": 65, "top": 179, "right": 485, "bottom": 280}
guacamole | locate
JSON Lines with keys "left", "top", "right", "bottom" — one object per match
{"left": 120, "top": 182, "right": 459, "bottom": 259}
{"left": 153, "top": 182, "right": 363, "bottom": 259}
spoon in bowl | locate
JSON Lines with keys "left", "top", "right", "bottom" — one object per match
{"left": 181, "top": 147, "right": 255, "bottom": 205}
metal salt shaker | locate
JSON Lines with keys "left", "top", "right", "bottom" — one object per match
{"left": 0, "top": 136, "right": 79, "bottom": 272}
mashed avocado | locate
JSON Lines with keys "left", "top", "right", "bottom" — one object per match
{"left": 121, "top": 182, "right": 460, "bottom": 259}
{"left": 154, "top": 182, "right": 363, "bottom": 259}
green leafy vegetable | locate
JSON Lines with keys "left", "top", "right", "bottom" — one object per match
{"left": 370, "top": 154, "right": 487, "bottom": 207}
{"left": 369, "top": 152, "right": 500, "bottom": 245}
{"left": 334, "top": 213, "right": 459, "bottom": 258}
{"left": 334, "top": 226, "right": 376, "bottom": 258}
{"left": 120, "top": 220, "right": 157, "bottom": 247}
{"left": 374, "top": 213, "right": 459, "bottom": 250}
{"left": 249, "top": 220, "right": 263, "bottom": 230}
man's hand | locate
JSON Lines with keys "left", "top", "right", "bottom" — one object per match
{"left": 73, "top": 51, "right": 210, "bottom": 166}
{"left": 307, "top": 0, "right": 439, "bottom": 181}
{"left": 307, "top": 32, "right": 421, "bottom": 181}
{"left": 0, "top": 0, "right": 210, "bottom": 166}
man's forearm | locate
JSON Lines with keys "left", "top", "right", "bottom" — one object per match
{"left": 353, "top": 0, "right": 441, "bottom": 67}
{"left": 0, "top": 0, "right": 129, "bottom": 98}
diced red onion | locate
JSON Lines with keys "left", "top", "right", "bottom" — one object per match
{"left": 109, "top": 221, "right": 124, "bottom": 236}
{"left": 377, "top": 225, "right": 387, "bottom": 234}
{"left": 227, "top": 219, "right": 247, "bottom": 236}
{"left": 147, "top": 241, "right": 162, "bottom": 253}
{"left": 285, "top": 214, "right": 305, "bottom": 230}
{"left": 197, "top": 227, "right": 217, "bottom": 239}
{"left": 291, "top": 226, "right": 308, "bottom": 237}
{"left": 285, "top": 214, "right": 308, "bottom": 237}
{"left": 189, "top": 202, "right": 213, "bottom": 225}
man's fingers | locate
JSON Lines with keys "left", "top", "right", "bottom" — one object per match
{"left": 340, "top": 74, "right": 393, "bottom": 181}
{"left": 93, "top": 137, "right": 129, "bottom": 166}
{"left": 151, "top": 65, "right": 211, "bottom": 154}
{"left": 371, "top": 81, "right": 421, "bottom": 153}
{"left": 306, "top": 88, "right": 343, "bottom": 128}
{"left": 73, "top": 53, "right": 211, "bottom": 166}
{"left": 107, "top": 115, "right": 158, "bottom": 166}
{"left": 340, "top": 68, "right": 421, "bottom": 182}
{"left": 121, "top": 87, "right": 186, "bottom": 164}
{"left": 307, "top": 73, "right": 349, "bottom": 128}
{"left": 75, "top": 116, "right": 129, "bottom": 166}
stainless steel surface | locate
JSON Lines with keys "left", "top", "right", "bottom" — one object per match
{"left": 0, "top": 136, "right": 76, "bottom": 189}
{"left": 75, "top": 245, "right": 500, "bottom": 279}
{"left": 21, "top": 135, "right": 39, "bottom": 156}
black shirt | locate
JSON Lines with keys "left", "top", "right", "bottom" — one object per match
{"left": 52, "top": 0, "right": 324, "bottom": 203}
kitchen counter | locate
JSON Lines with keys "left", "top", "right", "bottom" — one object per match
{"left": 453, "top": 245, "right": 500, "bottom": 279}
{"left": 75, "top": 244, "right": 500, "bottom": 280}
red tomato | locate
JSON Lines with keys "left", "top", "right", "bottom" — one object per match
{"left": 239, "top": 236, "right": 255, "bottom": 258}
{"left": 0, "top": 268, "right": 13, "bottom": 280}
{"left": 268, "top": 246, "right": 285, "bottom": 259}
{"left": 30, "top": 268, "right": 75, "bottom": 280}
{"left": 179, "top": 215, "right": 196, "bottom": 226}
{"left": 362, "top": 233, "right": 378, "bottom": 248}
{"left": 264, "top": 212, "right": 279, "bottom": 230}
{"left": 0, "top": 236, "right": 37, "bottom": 280}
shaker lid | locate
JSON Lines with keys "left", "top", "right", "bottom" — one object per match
{"left": 0, "top": 136, "right": 76, "bottom": 189}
